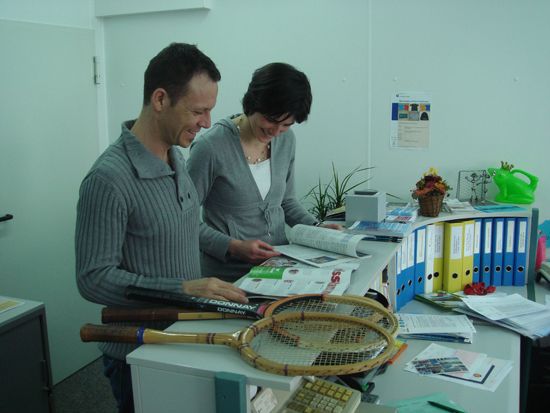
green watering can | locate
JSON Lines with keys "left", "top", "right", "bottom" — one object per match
{"left": 487, "top": 162, "right": 539, "bottom": 204}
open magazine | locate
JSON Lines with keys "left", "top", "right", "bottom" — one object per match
{"left": 239, "top": 262, "right": 353, "bottom": 297}
{"left": 273, "top": 224, "right": 372, "bottom": 268}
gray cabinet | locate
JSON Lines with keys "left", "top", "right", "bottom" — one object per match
{"left": 0, "top": 298, "right": 53, "bottom": 413}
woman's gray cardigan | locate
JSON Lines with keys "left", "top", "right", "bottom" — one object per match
{"left": 187, "top": 117, "right": 316, "bottom": 280}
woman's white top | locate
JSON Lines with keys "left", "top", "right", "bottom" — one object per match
{"left": 249, "top": 159, "right": 271, "bottom": 200}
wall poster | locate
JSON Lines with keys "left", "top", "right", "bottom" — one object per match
{"left": 390, "top": 92, "right": 431, "bottom": 149}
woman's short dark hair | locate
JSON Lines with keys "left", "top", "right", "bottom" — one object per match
{"left": 242, "top": 63, "right": 312, "bottom": 123}
{"left": 143, "top": 43, "right": 221, "bottom": 106}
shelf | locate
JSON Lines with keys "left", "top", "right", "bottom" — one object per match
{"left": 94, "top": 0, "right": 211, "bottom": 18}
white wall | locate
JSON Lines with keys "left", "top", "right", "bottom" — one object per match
{"left": 369, "top": 0, "right": 550, "bottom": 217}
{"left": 100, "top": 0, "right": 550, "bottom": 221}
{"left": 0, "top": 0, "right": 93, "bottom": 28}
{"left": 102, "top": 0, "right": 372, "bottom": 208}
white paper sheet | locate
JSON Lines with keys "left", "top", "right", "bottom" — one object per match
{"left": 461, "top": 294, "right": 547, "bottom": 320}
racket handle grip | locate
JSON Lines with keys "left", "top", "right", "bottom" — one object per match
{"left": 101, "top": 307, "right": 241, "bottom": 322}
{"left": 80, "top": 323, "right": 143, "bottom": 343}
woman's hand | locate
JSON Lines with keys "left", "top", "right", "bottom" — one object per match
{"left": 228, "top": 239, "right": 281, "bottom": 263}
{"left": 182, "top": 277, "right": 249, "bottom": 303}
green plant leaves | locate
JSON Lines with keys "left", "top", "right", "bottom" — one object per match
{"left": 304, "top": 163, "right": 373, "bottom": 221}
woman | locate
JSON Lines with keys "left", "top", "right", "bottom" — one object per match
{"left": 188, "top": 62, "right": 336, "bottom": 280}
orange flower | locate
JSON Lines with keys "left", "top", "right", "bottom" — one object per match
{"left": 412, "top": 168, "right": 451, "bottom": 198}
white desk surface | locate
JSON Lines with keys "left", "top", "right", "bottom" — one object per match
{"left": 372, "top": 286, "right": 525, "bottom": 413}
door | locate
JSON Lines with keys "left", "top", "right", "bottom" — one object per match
{"left": 0, "top": 19, "right": 101, "bottom": 383}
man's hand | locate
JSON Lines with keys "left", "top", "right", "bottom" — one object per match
{"left": 182, "top": 277, "right": 249, "bottom": 303}
{"left": 320, "top": 223, "right": 344, "bottom": 230}
{"left": 228, "top": 239, "right": 280, "bottom": 263}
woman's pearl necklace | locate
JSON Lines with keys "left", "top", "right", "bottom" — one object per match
{"left": 243, "top": 143, "right": 270, "bottom": 164}
{"left": 236, "top": 116, "right": 270, "bottom": 165}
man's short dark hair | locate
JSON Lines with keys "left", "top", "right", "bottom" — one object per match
{"left": 242, "top": 63, "right": 312, "bottom": 123}
{"left": 143, "top": 43, "right": 221, "bottom": 106}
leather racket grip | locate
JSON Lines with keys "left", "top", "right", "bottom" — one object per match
{"left": 80, "top": 323, "right": 141, "bottom": 343}
{"left": 102, "top": 307, "right": 183, "bottom": 323}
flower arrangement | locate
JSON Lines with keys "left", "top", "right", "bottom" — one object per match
{"left": 412, "top": 167, "right": 452, "bottom": 199}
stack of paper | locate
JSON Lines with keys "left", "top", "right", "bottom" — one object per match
{"left": 455, "top": 293, "right": 550, "bottom": 339}
{"left": 415, "top": 291, "right": 467, "bottom": 311}
{"left": 405, "top": 343, "right": 513, "bottom": 392}
{"left": 347, "top": 220, "right": 411, "bottom": 239}
{"left": 396, "top": 313, "right": 476, "bottom": 343}
{"left": 445, "top": 198, "right": 477, "bottom": 213}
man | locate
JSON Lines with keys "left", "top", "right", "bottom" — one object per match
{"left": 75, "top": 43, "right": 247, "bottom": 413}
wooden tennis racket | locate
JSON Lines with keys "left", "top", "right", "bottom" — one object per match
{"left": 118, "top": 285, "right": 398, "bottom": 336}
{"left": 81, "top": 312, "right": 395, "bottom": 376}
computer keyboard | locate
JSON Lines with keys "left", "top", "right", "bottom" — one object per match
{"left": 281, "top": 378, "right": 361, "bottom": 413}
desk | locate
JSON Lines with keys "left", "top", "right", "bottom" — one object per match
{"left": 372, "top": 288, "right": 523, "bottom": 413}
{"left": 127, "top": 288, "right": 524, "bottom": 413}
{"left": 0, "top": 297, "right": 53, "bottom": 412}
{"left": 128, "top": 209, "right": 534, "bottom": 413}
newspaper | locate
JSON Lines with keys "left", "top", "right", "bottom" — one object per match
{"left": 274, "top": 224, "right": 371, "bottom": 268}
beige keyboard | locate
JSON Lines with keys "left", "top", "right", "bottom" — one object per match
{"left": 282, "top": 378, "right": 361, "bottom": 413}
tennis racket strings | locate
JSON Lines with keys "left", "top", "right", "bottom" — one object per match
{"left": 266, "top": 296, "right": 398, "bottom": 337}
{"left": 81, "top": 312, "right": 395, "bottom": 376}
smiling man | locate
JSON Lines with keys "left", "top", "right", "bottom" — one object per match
{"left": 75, "top": 43, "right": 247, "bottom": 413}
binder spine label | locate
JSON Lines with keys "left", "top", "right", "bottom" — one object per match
{"left": 408, "top": 233, "right": 415, "bottom": 268}
{"left": 434, "top": 224, "right": 444, "bottom": 258}
{"left": 474, "top": 220, "right": 481, "bottom": 254}
{"left": 450, "top": 226, "right": 462, "bottom": 260}
{"left": 495, "top": 220, "right": 504, "bottom": 253}
{"left": 463, "top": 223, "right": 474, "bottom": 257}
{"left": 518, "top": 221, "right": 527, "bottom": 253}
{"left": 416, "top": 228, "right": 426, "bottom": 263}
{"left": 484, "top": 222, "right": 493, "bottom": 253}
{"left": 506, "top": 220, "right": 515, "bottom": 251}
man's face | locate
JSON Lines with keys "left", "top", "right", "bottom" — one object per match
{"left": 160, "top": 73, "right": 218, "bottom": 148}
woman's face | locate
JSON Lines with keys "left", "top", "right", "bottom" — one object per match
{"left": 248, "top": 113, "right": 295, "bottom": 144}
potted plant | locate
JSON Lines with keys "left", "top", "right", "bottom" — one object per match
{"left": 305, "top": 163, "right": 372, "bottom": 221}
{"left": 412, "top": 167, "right": 451, "bottom": 217}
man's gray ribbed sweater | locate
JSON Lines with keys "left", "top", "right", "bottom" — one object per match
{"left": 75, "top": 121, "right": 201, "bottom": 360}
